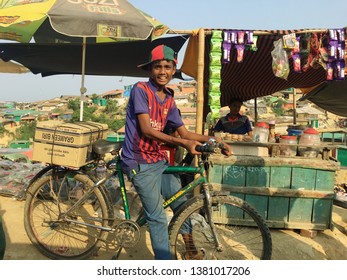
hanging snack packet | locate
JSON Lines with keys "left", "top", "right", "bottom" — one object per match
{"left": 230, "top": 31, "right": 238, "bottom": 44}
{"left": 329, "top": 29, "right": 338, "bottom": 41}
{"left": 211, "top": 30, "right": 223, "bottom": 39}
{"left": 283, "top": 33, "right": 296, "bottom": 50}
{"left": 293, "top": 36, "right": 300, "bottom": 53}
{"left": 209, "top": 65, "right": 222, "bottom": 79}
{"left": 337, "top": 28, "right": 345, "bottom": 42}
{"left": 223, "top": 31, "right": 232, "bottom": 44}
{"left": 235, "top": 44, "right": 245, "bottom": 63}
{"left": 250, "top": 35, "right": 258, "bottom": 51}
{"left": 237, "top": 31, "right": 245, "bottom": 44}
{"left": 209, "top": 79, "right": 221, "bottom": 92}
{"left": 210, "top": 52, "right": 222, "bottom": 66}
{"left": 210, "top": 38, "right": 222, "bottom": 52}
{"left": 292, "top": 54, "right": 301, "bottom": 73}
{"left": 222, "top": 41, "right": 232, "bottom": 63}
{"left": 209, "top": 93, "right": 221, "bottom": 107}
{"left": 336, "top": 60, "right": 345, "bottom": 80}
{"left": 326, "top": 62, "right": 334, "bottom": 80}
{"left": 210, "top": 106, "right": 221, "bottom": 120}
{"left": 246, "top": 31, "right": 254, "bottom": 44}
{"left": 329, "top": 41, "right": 338, "bottom": 59}
{"left": 337, "top": 43, "right": 345, "bottom": 60}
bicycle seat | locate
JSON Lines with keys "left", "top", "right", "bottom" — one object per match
{"left": 92, "top": 139, "right": 123, "bottom": 155}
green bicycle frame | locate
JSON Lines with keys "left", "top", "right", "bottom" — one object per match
{"left": 116, "top": 164, "right": 208, "bottom": 227}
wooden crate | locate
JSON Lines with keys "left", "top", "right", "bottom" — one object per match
{"left": 208, "top": 155, "right": 338, "bottom": 230}
{"left": 32, "top": 121, "right": 108, "bottom": 168}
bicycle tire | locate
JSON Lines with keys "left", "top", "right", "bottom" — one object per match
{"left": 169, "top": 194, "right": 272, "bottom": 260}
{"left": 24, "top": 171, "right": 110, "bottom": 259}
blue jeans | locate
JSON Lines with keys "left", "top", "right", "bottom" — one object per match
{"left": 126, "top": 160, "right": 188, "bottom": 260}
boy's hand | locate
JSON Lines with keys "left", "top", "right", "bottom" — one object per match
{"left": 221, "top": 143, "right": 232, "bottom": 156}
{"left": 184, "top": 140, "right": 203, "bottom": 155}
{"left": 214, "top": 137, "right": 232, "bottom": 157}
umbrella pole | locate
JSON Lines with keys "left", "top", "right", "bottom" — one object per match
{"left": 80, "top": 37, "right": 87, "bottom": 121}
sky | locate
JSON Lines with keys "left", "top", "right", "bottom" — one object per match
{"left": 1, "top": 0, "right": 347, "bottom": 102}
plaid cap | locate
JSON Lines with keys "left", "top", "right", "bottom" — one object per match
{"left": 138, "top": 45, "right": 178, "bottom": 70}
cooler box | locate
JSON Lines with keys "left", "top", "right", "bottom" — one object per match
{"left": 32, "top": 121, "right": 108, "bottom": 168}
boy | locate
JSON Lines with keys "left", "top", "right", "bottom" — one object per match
{"left": 121, "top": 45, "right": 231, "bottom": 259}
{"left": 214, "top": 98, "right": 252, "bottom": 136}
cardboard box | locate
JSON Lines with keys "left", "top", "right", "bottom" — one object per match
{"left": 32, "top": 121, "right": 108, "bottom": 168}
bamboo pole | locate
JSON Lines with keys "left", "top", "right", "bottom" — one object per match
{"left": 170, "top": 28, "right": 331, "bottom": 36}
{"left": 293, "top": 88, "right": 297, "bottom": 124}
{"left": 193, "top": 28, "right": 206, "bottom": 197}
{"left": 79, "top": 37, "right": 87, "bottom": 122}
{"left": 196, "top": 28, "right": 205, "bottom": 135}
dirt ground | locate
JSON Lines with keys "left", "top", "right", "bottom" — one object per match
{"left": 0, "top": 195, "right": 346, "bottom": 260}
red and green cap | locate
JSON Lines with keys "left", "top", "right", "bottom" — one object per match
{"left": 138, "top": 44, "right": 178, "bottom": 70}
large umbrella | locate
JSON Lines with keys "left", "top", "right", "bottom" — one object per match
{"left": 0, "top": 0, "right": 169, "bottom": 120}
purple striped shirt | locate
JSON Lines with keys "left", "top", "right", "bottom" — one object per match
{"left": 121, "top": 79, "right": 183, "bottom": 173}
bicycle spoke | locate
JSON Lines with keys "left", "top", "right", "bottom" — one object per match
{"left": 24, "top": 172, "right": 110, "bottom": 259}
{"left": 170, "top": 195, "right": 272, "bottom": 260}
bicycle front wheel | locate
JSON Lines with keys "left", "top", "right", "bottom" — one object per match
{"left": 24, "top": 171, "right": 110, "bottom": 259}
{"left": 169, "top": 195, "right": 272, "bottom": 260}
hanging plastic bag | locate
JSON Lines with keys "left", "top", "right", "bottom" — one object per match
{"left": 271, "top": 39, "right": 290, "bottom": 80}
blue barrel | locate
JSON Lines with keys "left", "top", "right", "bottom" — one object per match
{"left": 287, "top": 129, "right": 303, "bottom": 137}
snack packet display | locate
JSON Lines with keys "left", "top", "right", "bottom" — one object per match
{"left": 327, "top": 28, "right": 346, "bottom": 81}
{"left": 209, "top": 31, "right": 223, "bottom": 121}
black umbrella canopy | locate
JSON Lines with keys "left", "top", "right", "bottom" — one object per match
{"left": 299, "top": 79, "right": 347, "bottom": 117}
{"left": 0, "top": 35, "right": 189, "bottom": 77}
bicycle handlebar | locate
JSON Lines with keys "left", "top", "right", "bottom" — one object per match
{"left": 195, "top": 139, "right": 225, "bottom": 154}
{"left": 195, "top": 144, "right": 217, "bottom": 153}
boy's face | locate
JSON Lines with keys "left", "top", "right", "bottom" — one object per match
{"left": 150, "top": 60, "right": 176, "bottom": 87}
{"left": 229, "top": 101, "right": 242, "bottom": 115}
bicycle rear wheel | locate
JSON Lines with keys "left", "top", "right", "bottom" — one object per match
{"left": 169, "top": 195, "right": 272, "bottom": 260}
{"left": 24, "top": 171, "right": 110, "bottom": 259}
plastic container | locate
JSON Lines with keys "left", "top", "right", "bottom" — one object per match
{"left": 298, "top": 128, "right": 321, "bottom": 157}
{"left": 279, "top": 135, "right": 297, "bottom": 156}
{"left": 252, "top": 122, "right": 269, "bottom": 143}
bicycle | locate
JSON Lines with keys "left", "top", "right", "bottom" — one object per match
{"left": 24, "top": 139, "right": 272, "bottom": 260}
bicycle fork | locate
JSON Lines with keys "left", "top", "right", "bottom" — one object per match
{"left": 202, "top": 183, "right": 223, "bottom": 252}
